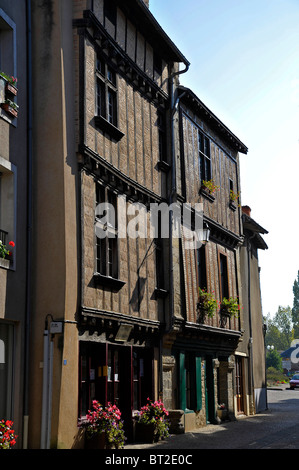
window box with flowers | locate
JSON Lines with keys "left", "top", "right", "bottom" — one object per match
{"left": 229, "top": 189, "right": 240, "bottom": 211}
{"left": 1, "top": 99, "right": 19, "bottom": 118}
{"left": 135, "top": 399, "right": 170, "bottom": 443}
{"left": 0, "top": 72, "right": 18, "bottom": 96}
{"left": 197, "top": 287, "right": 219, "bottom": 323}
{"left": 80, "top": 401, "right": 126, "bottom": 449}
{"left": 0, "top": 239, "right": 15, "bottom": 269}
{"left": 0, "top": 419, "right": 17, "bottom": 449}
{"left": 200, "top": 179, "right": 219, "bottom": 202}
{"left": 220, "top": 296, "right": 242, "bottom": 327}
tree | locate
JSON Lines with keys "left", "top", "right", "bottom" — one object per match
{"left": 265, "top": 307, "right": 293, "bottom": 351}
{"left": 266, "top": 349, "right": 282, "bottom": 371}
{"left": 292, "top": 271, "right": 299, "bottom": 338}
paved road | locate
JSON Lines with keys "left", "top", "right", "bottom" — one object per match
{"left": 126, "top": 385, "right": 299, "bottom": 450}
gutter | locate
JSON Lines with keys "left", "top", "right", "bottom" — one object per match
{"left": 23, "top": 0, "right": 32, "bottom": 449}
{"left": 167, "top": 62, "right": 189, "bottom": 336}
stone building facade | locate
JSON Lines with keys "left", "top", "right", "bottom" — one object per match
{"left": 161, "top": 86, "right": 248, "bottom": 431}
{"left": 0, "top": 0, "right": 268, "bottom": 449}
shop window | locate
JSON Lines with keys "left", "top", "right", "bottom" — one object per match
{"left": 78, "top": 342, "right": 153, "bottom": 420}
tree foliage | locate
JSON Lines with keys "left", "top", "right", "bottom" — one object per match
{"left": 266, "top": 350, "right": 282, "bottom": 371}
{"left": 265, "top": 306, "right": 293, "bottom": 351}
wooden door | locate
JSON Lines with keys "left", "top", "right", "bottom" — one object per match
{"left": 235, "top": 356, "right": 244, "bottom": 413}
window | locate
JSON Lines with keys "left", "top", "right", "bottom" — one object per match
{"left": 104, "top": 0, "right": 116, "bottom": 28}
{"left": 197, "top": 245, "right": 207, "bottom": 290}
{"left": 0, "top": 157, "right": 16, "bottom": 268}
{"left": 219, "top": 253, "right": 229, "bottom": 300}
{"left": 157, "top": 110, "right": 167, "bottom": 163}
{"left": 95, "top": 184, "right": 118, "bottom": 279}
{"left": 78, "top": 342, "right": 153, "bottom": 420}
{"left": 96, "top": 60, "right": 117, "bottom": 127}
{"left": 198, "top": 131, "right": 211, "bottom": 182}
{"left": 108, "top": 348, "right": 120, "bottom": 407}
{"left": 0, "top": 322, "right": 14, "bottom": 419}
{"left": 155, "top": 211, "right": 165, "bottom": 290}
{"left": 95, "top": 56, "right": 124, "bottom": 141}
{"left": 0, "top": 10, "right": 17, "bottom": 123}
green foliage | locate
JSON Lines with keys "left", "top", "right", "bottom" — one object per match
{"left": 266, "top": 366, "right": 288, "bottom": 385}
{"left": 198, "top": 287, "right": 219, "bottom": 318}
{"left": 220, "top": 296, "right": 241, "bottom": 317}
{"left": 265, "top": 307, "right": 294, "bottom": 351}
{"left": 266, "top": 349, "right": 282, "bottom": 371}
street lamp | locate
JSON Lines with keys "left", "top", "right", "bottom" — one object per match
{"left": 198, "top": 222, "right": 210, "bottom": 245}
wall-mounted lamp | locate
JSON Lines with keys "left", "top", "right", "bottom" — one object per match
{"left": 199, "top": 222, "right": 210, "bottom": 245}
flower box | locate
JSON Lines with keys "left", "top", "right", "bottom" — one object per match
{"left": 0, "top": 258, "right": 10, "bottom": 269}
{"left": 5, "top": 83, "right": 18, "bottom": 96}
{"left": 1, "top": 102, "right": 18, "bottom": 118}
{"left": 135, "top": 422, "right": 159, "bottom": 443}
{"left": 85, "top": 431, "right": 115, "bottom": 449}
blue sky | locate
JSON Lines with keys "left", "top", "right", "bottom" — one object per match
{"left": 150, "top": 0, "right": 299, "bottom": 318}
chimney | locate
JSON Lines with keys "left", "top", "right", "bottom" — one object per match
{"left": 142, "top": 0, "right": 149, "bottom": 7}
{"left": 242, "top": 205, "right": 251, "bottom": 217}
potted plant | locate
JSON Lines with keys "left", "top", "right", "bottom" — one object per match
{"left": 0, "top": 420, "right": 17, "bottom": 449}
{"left": 81, "top": 401, "right": 126, "bottom": 449}
{"left": 135, "top": 398, "right": 169, "bottom": 443}
{"left": 220, "top": 296, "right": 242, "bottom": 327}
{"left": 1, "top": 99, "right": 19, "bottom": 118}
{"left": 0, "top": 240, "right": 15, "bottom": 268}
{"left": 201, "top": 179, "right": 219, "bottom": 194}
{"left": 229, "top": 190, "right": 241, "bottom": 209}
{"left": 197, "top": 287, "right": 219, "bottom": 323}
{"left": 0, "top": 72, "right": 18, "bottom": 95}
{"left": 217, "top": 403, "right": 228, "bottom": 421}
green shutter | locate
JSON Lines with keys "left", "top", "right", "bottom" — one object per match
{"left": 196, "top": 356, "right": 202, "bottom": 410}
{"left": 179, "top": 352, "right": 186, "bottom": 411}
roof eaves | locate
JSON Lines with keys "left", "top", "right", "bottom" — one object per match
{"left": 178, "top": 86, "right": 248, "bottom": 154}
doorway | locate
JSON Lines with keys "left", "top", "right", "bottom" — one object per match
{"left": 205, "top": 356, "right": 216, "bottom": 423}
{"left": 235, "top": 356, "right": 244, "bottom": 414}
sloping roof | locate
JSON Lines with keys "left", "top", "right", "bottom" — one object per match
{"left": 115, "top": 0, "right": 190, "bottom": 66}
{"left": 242, "top": 213, "right": 268, "bottom": 250}
{"left": 178, "top": 86, "right": 248, "bottom": 154}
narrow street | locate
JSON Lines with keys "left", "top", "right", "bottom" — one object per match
{"left": 126, "top": 385, "right": 299, "bottom": 450}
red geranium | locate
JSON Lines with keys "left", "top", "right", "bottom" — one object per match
{"left": 0, "top": 419, "right": 17, "bottom": 449}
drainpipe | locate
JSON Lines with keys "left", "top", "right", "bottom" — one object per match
{"left": 167, "top": 61, "right": 189, "bottom": 335}
{"left": 23, "top": 0, "right": 32, "bottom": 449}
{"left": 159, "top": 61, "right": 189, "bottom": 400}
